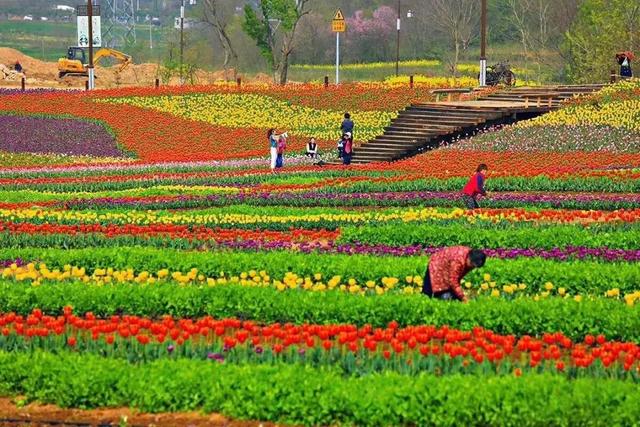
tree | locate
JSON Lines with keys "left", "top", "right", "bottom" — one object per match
{"left": 201, "top": 0, "right": 238, "bottom": 80}
{"left": 345, "top": 6, "right": 396, "bottom": 63}
{"left": 430, "top": 0, "right": 480, "bottom": 76}
{"left": 242, "top": 0, "right": 311, "bottom": 84}
{"left": 562, "top": 0, "right": 640, "bottom": 83}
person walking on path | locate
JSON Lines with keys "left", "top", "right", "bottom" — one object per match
{"left": 422, "top": 246, "right": 487, "bottom": 303}
{"left": 341, "top": 112, "right": 354, "bottom": 138}
{"left": 462, "top": 163, "right": 488, "bottom": 209}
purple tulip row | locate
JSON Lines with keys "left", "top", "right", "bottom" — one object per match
{"left": 0, "top": 115, "right": 124, "bottom": 157}
{"left": 200, "top": 239, "right": 640, "bottom": 262}
{"left": 63, "top": 189, "right": 640, "bottom": 209}
{"left": 0, "top": 88, "right": 80, "bottom": 96}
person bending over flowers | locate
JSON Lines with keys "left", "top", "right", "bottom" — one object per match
{"left": 422, "top": 246, "right": 486, "bottom": 303}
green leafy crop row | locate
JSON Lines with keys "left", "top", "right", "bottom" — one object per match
{"left": 2, "top": 247, "right": 639, "bottom": 294}
{"left": 0, "top": 283, "right": 637, "bottom": 341}
{"left": 0, "top": 351, "right": 638, "bottom": 426}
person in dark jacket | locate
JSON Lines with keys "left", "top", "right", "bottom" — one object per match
{"left": 340, "top": 112, "right": 354, "bottom": 137}
{"left": 617, "top": 52, "right": 633, "bottom": 78}
{"left": 462, "top": 164, "right": 488, "bottom": 209}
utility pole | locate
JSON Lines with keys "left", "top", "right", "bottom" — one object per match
{"left": 395, "top": 0, "right": 401, "bottom": 77}
{"left": 88, "top": 0, "right": 95, "bottom": 90}
{"left": 479, "top": 0, "right": 487, "bottom": 86}
{"left": 180, "top": 0, "right": 185, "bottom": 84}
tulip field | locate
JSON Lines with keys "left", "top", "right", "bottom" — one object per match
{"left": 0, "top": 80, "right": 640, "bottom": 425}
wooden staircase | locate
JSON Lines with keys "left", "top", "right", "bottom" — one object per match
{"left": 339, "top": 84, "right": 605, "bottom": 164}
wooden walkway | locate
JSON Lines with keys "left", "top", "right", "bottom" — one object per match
{"left": 339, "top": 85, "right": 605, "bottom": 164}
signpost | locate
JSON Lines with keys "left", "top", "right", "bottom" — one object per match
{"left": 332, "top": 9, "right": 345, "bottom": 84}
{"left": 77, "top": 3, "right": 101, "bottom": 90}
{"left": 76, "top": 5, "right": 101, "bottom": 48}
{"left": 479, "top": 0, "right": 487, "bottom": 87}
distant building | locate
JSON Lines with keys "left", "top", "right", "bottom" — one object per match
{"left": 56, "top": 5, "right": 75, "bottom": 12}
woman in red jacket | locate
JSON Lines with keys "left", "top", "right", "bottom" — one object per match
{"left": 462, "top": 164, "right": 488, "bottom": 209}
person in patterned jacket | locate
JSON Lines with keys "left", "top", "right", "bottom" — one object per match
{"left": 422, "top": 246, "right": 487, "bottom": 302}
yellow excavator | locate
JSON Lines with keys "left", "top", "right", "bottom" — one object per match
{"left": 58, "top": 47, "right": 132, "bottom": 78}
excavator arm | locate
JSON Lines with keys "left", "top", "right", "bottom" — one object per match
{"left": 93, "top": 48, "right": 132, "bottom": 72}
{"left": 58, "top": 47, "right": 132, "bottom": 78}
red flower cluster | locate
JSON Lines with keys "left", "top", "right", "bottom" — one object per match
{"left": 0, "top": 221, "right": 338, "bottom": 243}
{"left": 367, "top": 150, "right": 640, "bottom": 179}
{"left": 2, "top": 309, "right": 639, "bottom": 375}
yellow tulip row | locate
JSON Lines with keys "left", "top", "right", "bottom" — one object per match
{"left": 1, "top": 262, "right": 423, "bottom": 296}
{"left": 2, "top": 263, "right": 639, "bottom": 304}
{"left": 518, "top": 80, "right": 640, "bottom": 131}
{"left": 519, "top": 100, "right": 640, "bottom": 132}
{"left": 105, "top": 94, "right": 396, "bottom": 142}
{"left": 382, "top": 75, "right": 478, "bottom": 87}
{"left": 0, "top": 206, "right": 578, "bottom": 228}
{"left": 292, "top": 59, "right": 442, "bottom": 71}
{"left": 597, "top": 78, "right": 640, "bottom": 96}
{"left": 0, "top": 207, "right": 473, "bottom": 226}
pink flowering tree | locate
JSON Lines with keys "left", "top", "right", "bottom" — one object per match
{"left": 345, "top": 6, "right": 396, "bottom": 62}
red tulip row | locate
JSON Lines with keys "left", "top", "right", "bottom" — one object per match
{"left": 0, "top": 221, "right": 338, "bottom": 242}
{"left": 2, "top": 308, "right": 639, "bottom": 375}
{"left": 367, "top": 149, "right": 640, "bottom": 179}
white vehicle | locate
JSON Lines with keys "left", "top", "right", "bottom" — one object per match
{"left": 23, "top": 15, "right": 34, "bottom": 21}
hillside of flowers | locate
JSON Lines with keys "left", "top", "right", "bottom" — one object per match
{"left": 0, "top": 81, "right": 639, "bottom": 424}
{"left": 0, "top": 82, "right": 467, "bottom": 165}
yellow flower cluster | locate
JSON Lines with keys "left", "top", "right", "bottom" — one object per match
{"left": 0, "top": 262, "right": 422, "bottom": 296}
{"left": 605, "top": 288, "right": 640, "bottom": 306}
{"left": 105, "top": 94, "right": 395, "bottom": 142}
{"left": 0, "top": 207, "right": 471, "bottom": 227}
{"left": 518, "top": 100, "right": 640, "bottom": 132}
{"left": 464, "top": 275, "right": 604, "bottom": 303}
{"left": 383, "top": 75, "right": 477, "bottom": 88}
{"left": 596, "top": 78, "right": 640, "bottom": 97}
{"left": 518, "top": 79, "right": 640, "bottom": 131}
{"left": 292, "top": 59, "right": 442, "bottom": 71}
{"left": 2, "top": 263, "right": 638, "bottom": 304}
{"left": 455, "top": 63, "right": 530, "bottom": 77}
{"left": 1, "top": 206, "right": 580, "bottom": 228}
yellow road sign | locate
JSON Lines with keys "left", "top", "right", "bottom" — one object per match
{"left": 332, "top": 20, "right": 346, "bottom": 32}
{"left": 333, "top": 9, "right": 345, "bottom": 21}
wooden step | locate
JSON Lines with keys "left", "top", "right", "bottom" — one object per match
{"left": 364, "top": 141, "right": 428, "bottom": 149}
{"left": 384, "top": 128, "right": 455, "bottom": 136}
{"left": 346, "top": 84, "right": 603, "bottom": 164}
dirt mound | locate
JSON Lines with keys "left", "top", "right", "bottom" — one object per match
{"left": 0, "top": 47, "right": 58, "bottom": 81}
{"left": 0, "top": 47, "right": 272, "bottom": 89}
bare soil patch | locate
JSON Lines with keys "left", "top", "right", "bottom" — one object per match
{"left": 0, "top": 398, "right": 283, "bottom": 427}
{"left": 0, "top": 47, "right": 265, "bottom": 89}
